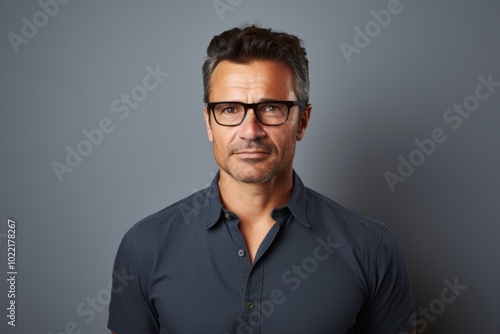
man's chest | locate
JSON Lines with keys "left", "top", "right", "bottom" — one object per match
{"left": 146, "top": 226, "right": 368, "bottom": 333}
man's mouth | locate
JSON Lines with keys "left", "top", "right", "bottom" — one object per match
{"left": 234, "top": 150, "right": 270, "bottom": 158}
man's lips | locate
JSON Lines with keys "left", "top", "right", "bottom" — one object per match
{"left": 233, "top": 150, "right": 270, "bottom": 158}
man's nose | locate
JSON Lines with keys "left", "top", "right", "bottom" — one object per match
{"left": 238, "top": 109, "right": 266, "bottom": 140}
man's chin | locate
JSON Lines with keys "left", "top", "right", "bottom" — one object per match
{"left": 223, "top": 166, "right": 278, "bottom": 184}
{"left": 237, "top": 175, "right": 273, "bottom": 184}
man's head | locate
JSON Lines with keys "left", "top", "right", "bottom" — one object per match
{"left": 202, "top": 25, "right": 312, "bottom": 184}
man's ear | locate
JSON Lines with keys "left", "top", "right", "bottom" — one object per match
{"left": 296, "top": 104, "right": 312, "bottom": 141}
{"left": 203, "top": 107, "right": 213, "bottom": 142}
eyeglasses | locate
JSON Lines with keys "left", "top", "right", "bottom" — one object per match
{"left": 206, "top": 101, "right": 306, "bottom": 126}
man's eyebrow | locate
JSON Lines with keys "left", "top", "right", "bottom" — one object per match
{"left": 256, "top": 98, "right": 284, "bottom": 103}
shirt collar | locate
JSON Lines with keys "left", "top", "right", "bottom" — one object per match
{"left": 205, "top": 170, "right": 311, "bottom": 229}
{"left": 285, "top": 171, "right": 311, "bottom": 228}
{"left": 205, "top": 171, "right": 224, "bottom": 229}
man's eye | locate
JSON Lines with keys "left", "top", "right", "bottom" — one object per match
{"left": 263, "top": 105, "right": 282, "bottom": 113}
{"left": 222, "top": 107, "right": 236, "bottom": 114}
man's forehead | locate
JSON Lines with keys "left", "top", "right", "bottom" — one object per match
{"left": 209, "top": 60, "right": 295, "bottom": 99}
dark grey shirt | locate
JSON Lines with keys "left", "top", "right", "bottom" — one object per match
{"left": 108, "top": 171, "right": 415, "bottom": 334}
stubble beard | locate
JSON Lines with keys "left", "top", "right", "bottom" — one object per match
{"left": 222, "top": 156, "right": 281, "bottom": 184}
{"left": 220, "top": 140, "right": 282, "bottom": 184}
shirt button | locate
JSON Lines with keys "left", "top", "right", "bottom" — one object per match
{"left": 224, "top": 213, "right": 231, "bottom": 219}
{"left": 246, "top": 301, "right": 254, "bottom": 309}
{"left": 238, "top": 249, "right": 246, "bottom": 257}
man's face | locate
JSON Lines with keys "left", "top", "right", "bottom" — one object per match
{"left": 203, "top": 60, "right": 311, "bottom": 183}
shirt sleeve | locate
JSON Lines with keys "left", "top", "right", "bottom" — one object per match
{"left": 361, "top": 226, "right": 415, "bottom": 334}
{"left": 107, "top": 224, "right": 159, "bottom": 334}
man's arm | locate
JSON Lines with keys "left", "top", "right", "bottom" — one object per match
{"left": 108, "top": 224, "right": 159, "bottom": 333}
{"left": 362, "top": 225, "right": 416, "bottom": 333}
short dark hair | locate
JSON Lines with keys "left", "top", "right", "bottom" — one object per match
{"left": 202, "top": 25, "right": 309, "bottom": 104}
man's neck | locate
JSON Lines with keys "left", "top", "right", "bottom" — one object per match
{"left": 218, "top": 168, "right": 294, "bottom": 222}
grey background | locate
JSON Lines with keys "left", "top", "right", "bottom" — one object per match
{"left": 1, "top": 0, "right": 498, "bottom": 333}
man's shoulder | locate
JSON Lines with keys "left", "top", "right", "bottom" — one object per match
{"left": 303, "top": 186, "right": 390, "bottom": 237}
{"left": 303, "top": 186, "right": 405, "bottom": 265}
{"left": 125, "top": 186, "right": 215, "bottom": 241}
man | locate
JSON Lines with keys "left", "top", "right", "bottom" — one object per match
{"left": 108, "top": 25, "right": 415, "bottom": 334}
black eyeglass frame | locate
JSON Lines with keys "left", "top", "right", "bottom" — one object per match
{"left": 205, "top": 100, "right": 306, "bottom": 126}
